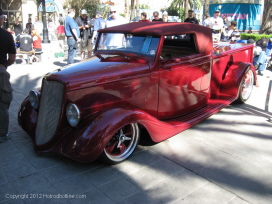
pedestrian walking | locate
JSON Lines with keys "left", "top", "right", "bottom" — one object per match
{"left": 75, "top": 9, "right": 93, "bottom": 60}
{"left": 64, "top": 8, "right": 80, "bottom": 64}
{"left": 0, "top": 9, "right": 16, "bottom": 143}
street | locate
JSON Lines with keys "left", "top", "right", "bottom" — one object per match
{"left": 0, "top": 42, "right": 272, "bottom": 204}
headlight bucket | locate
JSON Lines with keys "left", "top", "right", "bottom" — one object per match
{"left": 66, "top": 103, "right": 80, "bottom": 127}
{"left": 29, "top": 90, "right": 40, "bottom": 110}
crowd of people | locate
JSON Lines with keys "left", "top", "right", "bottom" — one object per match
{"left": 2, "top": 7, "right": 272, "bottom": 71}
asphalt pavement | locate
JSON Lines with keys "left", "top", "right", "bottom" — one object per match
{"left": 0, "top": 41, "right": 272, "bottom": 204}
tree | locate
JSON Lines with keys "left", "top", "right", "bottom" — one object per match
{"left": 63, "top": 0, "right": 100, "bottom": 17}
{"left": 168, "top": 0, "right": 203, "bottom": 19}
{"left": 260, "top": 0, "right": 272, "bottom": 34}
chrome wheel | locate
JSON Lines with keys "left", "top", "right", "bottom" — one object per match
{"left": 101, "top": 123, "right": 139, "bottom": 164}
{"left": 236, "top": 69, "right": 254, "bottom": 103}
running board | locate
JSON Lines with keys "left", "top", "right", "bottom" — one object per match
{"left": 149, "top": 95, "right": 237, "bottom": 142}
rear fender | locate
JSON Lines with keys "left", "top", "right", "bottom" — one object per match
{"left": 221, "top": 62, "right": 257, "bottom": 97}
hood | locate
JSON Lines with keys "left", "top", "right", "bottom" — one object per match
{"left": 45, "top": 57, "right": 151, "bottom": 91}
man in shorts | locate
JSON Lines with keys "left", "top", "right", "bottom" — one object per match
{"left": 76, "top": 9, "right": 93, "bottom": 59}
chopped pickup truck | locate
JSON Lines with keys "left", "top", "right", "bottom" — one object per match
{"left": 18, "top": 22, "right": 257, "bottom": 164}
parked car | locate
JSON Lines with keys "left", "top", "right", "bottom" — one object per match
{"left": 18, "top": 22, "right": 257, "bottom": 164}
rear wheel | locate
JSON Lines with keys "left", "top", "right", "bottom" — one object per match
{"left": 100, "top": 123, "right": 139, "bottom": 164}
{"left": 236, "top": 69, "right": 254, "bottom": 103}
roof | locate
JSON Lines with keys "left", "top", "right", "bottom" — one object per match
{"left": 99, "top": 22, "right": 213, "bottom": 53}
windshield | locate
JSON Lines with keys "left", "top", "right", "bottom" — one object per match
{"left": 97, "top": 33, "right": 160, "bottom": 59}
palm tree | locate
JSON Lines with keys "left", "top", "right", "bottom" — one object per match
{"left": 170, "top": 0, "right": 203, "bottom": 18}
{"left": 260, "top": 0, "right": 272, "bottom": 34}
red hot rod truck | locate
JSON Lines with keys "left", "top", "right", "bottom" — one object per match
{"left": 18, "top": 22, "right": 257, "bottom": 164}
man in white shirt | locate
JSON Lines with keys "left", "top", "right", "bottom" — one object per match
{"left": 33, "top": 16, "right": 43, "bottom": 37}
{"left": 103, "top": 6, "right": 126, "bottom": 49}
{"left": 209, "top": 10, "right": 224, "bottom": 41}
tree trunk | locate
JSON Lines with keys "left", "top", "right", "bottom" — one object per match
{"left": 136, "top": 0, "right": 140, "bottom": 17}
{"left": 260, "top": 0, "right": 272, "bottom": 34}
{"left": 124, "top": 0, "right": 129, "bottom": 19}
{"left": 184, "top": 0, "right": 189, "bottom": 19}
{"left": 130, "top": 0, "right": 135, "bottom": 21}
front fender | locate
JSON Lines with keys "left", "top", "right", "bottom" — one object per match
{"left": 61, "top": 107, "right": 149, "bottom": 163}
{"left": 221, "top": 62, "right": 257, "bottom": 97}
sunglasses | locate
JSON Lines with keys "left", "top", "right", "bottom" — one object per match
{"left": 110, "top": 11, "right": 116, "bottom": 14}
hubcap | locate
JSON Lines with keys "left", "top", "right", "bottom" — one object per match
{"left": 241, "top": 70, "right": 253, "bottom": 100}
{"left": 104, "top": 123, "right": 139, "bottom": 162}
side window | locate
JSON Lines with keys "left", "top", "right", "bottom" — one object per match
{"left": 161, "top": 34, "right": 198, "bottom": 59}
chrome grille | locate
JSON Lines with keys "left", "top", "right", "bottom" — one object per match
{"left": 35, "top": 79, "right": 64, "bottom": 145}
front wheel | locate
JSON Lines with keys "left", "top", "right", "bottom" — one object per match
{"left": 236, "top": 69, "right": 254, "bottom": 103}
{"left": 100, "top": 123, "right": 140, "bottom": 164}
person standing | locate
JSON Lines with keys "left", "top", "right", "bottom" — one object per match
{"left": 64, "top": 8, "right": 80, "bottom": 65}
{"left": 25, "top": 18, "right": 32, "bottom": 34}
{"left": 202, "top": 14, "right": 210, "bottom": 27}
{"left": 47, "top": 18, "right": 57, "bottom": 41}
{"left": 103, "top": 7, "right": 126, "bottom": 49}
{"left": 13, "top": 18, "right": 22, "bottom": 36}
{"left": 91, "top": 11, "right": 106, "bottom": 45}
{"left": 0, "top": 10, "right": 16, "bottom": 143}
{"left": 75, "top": 9, "right": 93, "bottom": 60}
{"left": 139, "top": 12, "right": 151, "bottom": 22}
{"left": 33, "top": 16, "right": 43, "bottom": 37}
{"left": 209, "top": 10, "right": 224, "bottom": 41}
{"left": 56, "top": 21, "right": 65, "bottom": 51}
{"left": 184, "top": 10, "right": 199, "bottom": 24}
{"left": 152, "top": 11, "right": 162, "bottom": 21}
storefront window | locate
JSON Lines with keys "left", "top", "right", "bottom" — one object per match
{"left": 1, "top": 0, "right": 22, "bottom": 30}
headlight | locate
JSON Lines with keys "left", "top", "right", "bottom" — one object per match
{"left": 66, "top": 103, "right": 80, "bottom": 127}
{"left": 29, "top": 90, "right": 39, "bottom": 110}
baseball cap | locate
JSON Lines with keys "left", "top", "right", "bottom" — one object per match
{"left": 247, "top": 39, "right": 255, "bottom": 44}
{"left": 81, "top": 9, "right": 87, "bottom": 15}
{"left": 214, "top": 10, "right": 220, "bottom": 13}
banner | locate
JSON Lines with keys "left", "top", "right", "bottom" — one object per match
{"left": 209, "top": 3, "right": 262, "bottom": 31}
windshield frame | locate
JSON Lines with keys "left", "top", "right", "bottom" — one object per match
{"left": 95, "top": 32, "right": 161, "bottom": 59}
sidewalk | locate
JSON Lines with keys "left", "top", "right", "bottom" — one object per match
{"left": 0, "top": 42, "right": 272, "bottom": 204}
